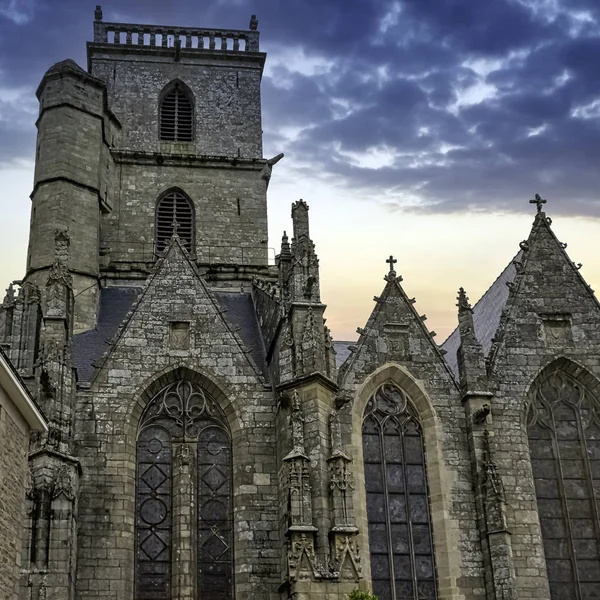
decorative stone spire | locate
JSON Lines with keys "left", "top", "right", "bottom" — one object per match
{"left": 292, "top": 199, "right": 310, "bottom": 239}
{"left": 280, "top": 231, "right": 291, "bottom": 258}
{"left": 456, "top": 287, "right": 487, "bottom": 395}
{"left": 94, "top": 5, "right": 102, "bottom": 20}
{"left": 457, "top": 287, "right": 477, "bottom": 344}
{"left": 529, "top": 193, "right": 547, "bottom": 214}
{"left": 249, "top": 14, "right": 258, "bottom": 30}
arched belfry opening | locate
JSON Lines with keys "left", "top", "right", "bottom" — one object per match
{"left": 135, "top": 379, "right": 233, "bottom": 600}
{"left": 155, "top": 189, "right": 195, "bottom": 255}
{"left": 362, "top": 381, "right": 438, "bottom": 600}
{"left": 159, "top": 80, "right": 194, "bottom": 141}
{"left": 527, "top": 360, "right": 600, "bottom": 599}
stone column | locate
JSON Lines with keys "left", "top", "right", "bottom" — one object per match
{"left": 172, "top": 443, "right": 197, "bottom": 600}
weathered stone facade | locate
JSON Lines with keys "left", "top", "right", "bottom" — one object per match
{"left": 0, "top": 349, "right": 47, "bottom": 598}
{"left": 2, "top": 7, "right": 600, "bottom": 600}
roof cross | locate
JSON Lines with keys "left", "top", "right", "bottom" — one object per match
{"left": 529, "top": 193, "right": 547, "bottom": 213}
{"left": 386, "top": 255, "right": 397, "bottom": 273}
{"left": 172, "top": 218, "right": 179, "bottom": 237}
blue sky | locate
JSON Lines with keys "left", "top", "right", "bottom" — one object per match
{"left": 2, "top": 0, "right": 600, "bottom": 340}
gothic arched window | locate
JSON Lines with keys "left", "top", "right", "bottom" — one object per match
{"left": 135, "top": 380, "right": 233, "bottom": 600}
{"left": 362, "top": 382, "right": 438, "bottom": 600}
{"left": 159, "top": 82, "right": 194, "bottom": 141}
{"left": 155, "top": 190, "right": 194, "bottom": 254}
{"left": 527, "top": 367, "right": 600, "bottom": 599}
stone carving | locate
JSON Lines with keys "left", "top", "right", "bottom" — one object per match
{"left": 53, "top": 464, "right": 77, "bottom": 501}
{"left": 287, "top": 533, "right": 318, "bottom": 581}
{"left": 330, "top": 535, "right": 362, "bottom": 580}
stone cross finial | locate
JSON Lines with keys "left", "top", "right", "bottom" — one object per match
{"left": 529, "top": 193, "right": 547, "bottom": 213}
{"left": 386, "top": 255, "right": 397, "bottom": 274}
{"left": 172, "top": 219, "right": 179, "bottom": 237}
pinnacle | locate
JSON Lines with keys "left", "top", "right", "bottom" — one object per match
{"left": 456, "top": 287, "right": 472, "bottom": 312}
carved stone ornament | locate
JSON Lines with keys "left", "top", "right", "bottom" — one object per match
{"left": 53, "top": 464, "right": 77, "bottom": 501}
{"left": 287, "top": 533, "right": 318, "bottom": 581}
{"left": 330, "top": 534, "right": 362, "bottom": 580}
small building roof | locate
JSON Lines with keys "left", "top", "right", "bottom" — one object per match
{"left": 0, "top": 347, "right": 47, "bottom": 431}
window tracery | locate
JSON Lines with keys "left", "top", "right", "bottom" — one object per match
{"left": 135, "top": 380, "right": 233, "bottom": 600}
{"left": 528, "top": 368, "right": 600, "bottom": 600}
{"left": 362, "top": 382, "right": 438, "bottom": 600}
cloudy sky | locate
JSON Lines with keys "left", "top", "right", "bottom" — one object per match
{"left": 2, "top": 0, "right": 600, "bottom": 341}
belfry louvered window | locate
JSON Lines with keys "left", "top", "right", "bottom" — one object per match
{"left": 527, "top": 367, "right": 600, "bottom": 600}
{"left": 135, "top": 380, "right": 234, "bottom": 600}
{"left": 159, "top": 84, "right": 193, "bottom": 141}
{"left": 155, "top": 190, "right": 194, "bottom": 254}
{"left": 362, "top": 382, "right": 438, "bottom": 600}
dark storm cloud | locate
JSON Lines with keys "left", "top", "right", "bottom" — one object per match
{"left": 2, "top": 0, "right": 600, "bottom": 216}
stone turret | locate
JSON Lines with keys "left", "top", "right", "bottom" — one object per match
{"left": 28, "top": 58, "right": 118, "bottom": 332}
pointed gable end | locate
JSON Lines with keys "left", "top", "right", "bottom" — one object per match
{"left": 339, "top": 260, "right": 456, "bottom": 389}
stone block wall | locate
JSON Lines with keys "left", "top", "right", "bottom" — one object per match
{"left": 72, "top": 242, "right": 280, "bottom": 599}
{"left": 488, "top": 214, "right": 600, "bottom": 599}
{"left": 89, "top": 51, "right": 264, "bottom": 159}
{"left": 0, "top": 388, "right": 30, "bottom": 598}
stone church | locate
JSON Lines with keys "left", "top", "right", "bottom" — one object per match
{"left": 1, "top": 6, "right": 599, "bottom": 600}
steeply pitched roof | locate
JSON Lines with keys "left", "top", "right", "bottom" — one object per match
{"left": 72, "top": 287, "right": 141, "bottom": 382}
{"left": 212, "top": 291, "right": 268, "bottom": 378}
{"left": 442, "top": 251, "right": 522, "bottom": 379}
{"left": 332, "top": 340, "right": 354, "bottom": 368}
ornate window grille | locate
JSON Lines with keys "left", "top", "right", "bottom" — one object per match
{"left": 155, "top": 190, "right": 194, "bottom": 254}
{"left": 527, "top": 368, "right": 600, "bottom": 600}
{"left": 362, "top": 382, "right": 438, "bottom": 600}
{"left": 159, "top": 84, "right": 193, "bottom": 141}
{"left": 135, "top": 380, "right": 233, "bottom": 600}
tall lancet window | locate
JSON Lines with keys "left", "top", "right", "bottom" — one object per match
{"left": 155, "top": 190, "right": 194, "bottom": 254}
{"left": 527, "top": 366, "right": 600, "bottom": 600}
{"left": 362, "top": 382, "right": 438, "bottom": 600}
{"left": 159, "top": 82, "right": 194, "bottom": 141}
{"left": 135, "top": 380, "right": 233, "bottom": 600}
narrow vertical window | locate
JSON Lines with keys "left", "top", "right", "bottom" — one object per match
{"left": 135, "top": 380, "right": 234, "bottom": 600}
{"left": 362, "top": 382, "right": 438, "bottom": 600}
{"left": 155, "top": 190, "right": 194, "bottom": 254}
{"left": 528, "top": 368, "right": 600, "bottom": 600}
{"left": 159, "top": 82, "right": 193, "bottom": 141}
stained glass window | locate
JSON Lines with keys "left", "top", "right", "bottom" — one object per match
{"left": 528, "top": 368, "right": 600, "bottom": 600}
{"left": 362, "top": 382, "right": 438, "bottom": 600}
{"left": 135, "top": 380, "right": 233, "bottom": 599}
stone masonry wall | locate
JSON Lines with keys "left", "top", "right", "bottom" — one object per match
{"left": 100, "top": 161, "right": 269, "bottom": 267}
{"left": 72, "top": 241, "right": 279, "bottom": 599}
{"left": 489, "top": 214, "right": 600, "bottom": 599}
{"left": 0, "top": 389, "right": 30, "bottom": 599}
{"left": 90, "top": 53, "right": 263, "bottom": 159}
{"left": 339, "top": 273, "right": 486, "bottom": 599}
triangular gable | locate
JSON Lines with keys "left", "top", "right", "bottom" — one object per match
{"left": 87, "top": 236, "right": 266, "bottom": 385}
{"left": 485, "top": 212, "right": 600, "bottom": 374}
{"left": 339, "top": 271, "right": 456, "bottom": 387}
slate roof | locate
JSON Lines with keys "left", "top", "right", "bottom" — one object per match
{"left": 73, "top": 287, "right": 268, "bottom": 382}
{"left": 212, "top": 291, "right": 268, "bottom": 377}
{"left": 73, "top": 287, "right": 141, "bottom": 382}
{"left": 333, "top": 340, "right": 355, "bottom": 368}
{"left": 441, "top": 251, "right": 522, "bottom": 379}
